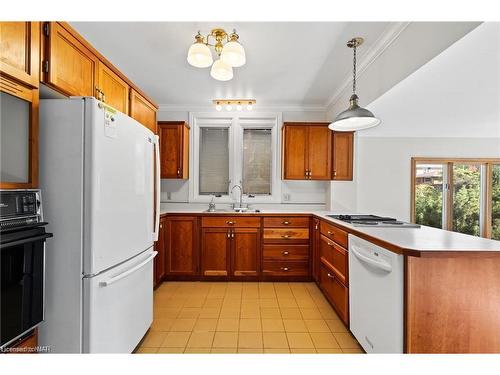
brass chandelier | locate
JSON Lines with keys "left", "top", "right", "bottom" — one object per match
{"left": 187, "top": 28, "right": 246, "bottom": 81}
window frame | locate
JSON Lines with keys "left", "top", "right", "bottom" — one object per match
{"left": 189, "top": 112, "right": 282, "bottom": 204}
{"left": 411, "top": 157, "right": 500, "bottom": 239}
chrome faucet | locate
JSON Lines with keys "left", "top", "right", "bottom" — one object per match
{"left": 207, "top": 196, "right": 217, "bottom": 212}
{"left": 231, "top": 184, "right": 244, "bottom": 211}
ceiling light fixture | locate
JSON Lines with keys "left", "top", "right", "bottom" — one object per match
{"left": 213, "top": 99, "right": 256, "bottom": 111}
{"left": 329, "top": 37, "right": 381, "bottom": 132}
{"left": 187, "top": 28, "right": 246, "bottom": 81}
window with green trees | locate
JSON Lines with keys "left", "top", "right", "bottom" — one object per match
{"left": 412, "top": 158, "right": 500, "bottom": 240}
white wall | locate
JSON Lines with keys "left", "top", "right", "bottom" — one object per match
{"left": 159, "top": 108, "right": 330, "bottom": 205}
{"left": 330, "top": 22, "right": 500, "bottom": 218}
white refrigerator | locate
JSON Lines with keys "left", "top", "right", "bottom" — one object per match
{"left": 38, "top": 97, "right": 160, "bottom": 353}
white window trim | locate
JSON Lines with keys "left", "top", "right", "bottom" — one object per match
{"left": 189, "top": 111, "right": 282, "bottom": 204}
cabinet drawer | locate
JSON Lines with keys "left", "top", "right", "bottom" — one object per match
{"left": 319, "top": 264, "right": 348, "bottom": 324}
{"left": 201, "top": 216, "right": 261, "bottom": 228}
{"left": 263, "top": 216, "right": 310, "bottom": 228}
{"left": 263, "top": 245, "right": 309, "bottom": 261}
{"left": 263, "top": 228, "right": 309, "bottom": 243}
{"left": 319, "top": 235, "right": 348, "bottom": 285}
{"left": 262, "top": 261, "right": 309, "bottom": 277}
{"left": 320, "top": 221, "right": 348, "bottom": 248}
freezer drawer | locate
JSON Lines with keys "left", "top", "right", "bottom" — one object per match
{"left": 82, "top": 249, "right": 156, "bottom": 353}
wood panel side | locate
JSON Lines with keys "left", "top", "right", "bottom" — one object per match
{"left": 406, "top": 255, "right": 500, "bottom": 353}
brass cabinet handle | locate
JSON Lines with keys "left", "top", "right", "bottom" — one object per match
{"left": 231, "top": 231, "right": 235, "bottom": 239}
{"left": 281, "top": 235, "right": 291, "bottom": 239}
{"left": 282, "top": 221, "right": 291, "bottom": 225}
{"left": 282, "top": 251, "right": 289, "bottom": 255}
{"left": 101, "top": 91, "right": 106, "bottom": 103}
{"left": 226, "top": 221, "right": 235, "bottom": 225}
{"left": 95, "top": 87, "right": 102, "bottom": 100}
{"left": 281, "top": 267, "right": 289, "bottom": 271}
{"left": 327, "top": 273, "right": 335, "bottom": 279}
{"left": 227, "top": 231, "right": 231, "bottom": 238}
{"left": 315, "top": 224, "right": 319, "bottom": 230}
{"left": 327, "top": 231, "right": 334, "bottom": 236}
{"left": 333, "top": 170, "right": 337, "bottom": 177}
{"left": 177, "top": 168, "right": 181, "bottom": 176}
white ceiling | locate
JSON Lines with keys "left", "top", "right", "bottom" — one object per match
{"left": 70, "top": 22, "right": 393, "bottom": 107}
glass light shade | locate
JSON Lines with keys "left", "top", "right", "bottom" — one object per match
{"left": 236, "top": 104, "right": 243, "bottom": 111}
{"left": 210, "top": 59, "right": 233, "bottom": 81}
{"left": 226, "top": 105, "right": 232, "bottom": 111}
{"left": 328, "top": 94, "right": 380, "bottom": 131}
{"left": 246, "top": 104, "right": 253, "bottom": 111}
{"left": 187, "top": 42, "right": 213, "bottom": 68}
{"left": 220, "top": 41, "right": 246, "bottom": 67}
{"left": 215, "top": 104, "right": 222, "bottom": 111}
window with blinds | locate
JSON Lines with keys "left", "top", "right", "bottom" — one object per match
{"left": 242, "top": 129, "right": 272, "bottom": 195}
{"left": 199, "top": 127, "right": 229, "bottom": 195}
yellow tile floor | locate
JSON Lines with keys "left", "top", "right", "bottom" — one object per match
{"left": 136, "top": 281, "right": 364, "bottom": 354}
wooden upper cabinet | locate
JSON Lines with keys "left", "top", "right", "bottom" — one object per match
{"left": 332, "top": 131, "right": 354, "bottom": 180}
{"left": 158, "top": 121, "right": 190, "bottom": 179}
{"left": 308, "top": 125, "right": 332, "bottom": 180}
{"left": 283, "top": 122, "right": 332, "bottom": 180}
{"left": 0, "top": 22, "right": 40, "bottom": 87}
{"left": 43, "top": 22, "right": 97, "bottom": 97}
{"left": 283, "top": 124, "right": 308, "bottom": 179}
{"left": 165, "top": 216, "right": 198, "bottom": 276}
{"left": 96, "top": 61, "right": 129, "bottom": 113}
{"left": 130, "top": 89, "right": 157, "bottom": 133}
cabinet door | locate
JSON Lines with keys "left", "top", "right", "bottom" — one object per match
{"left": 231, "top": 228, "right": 260, "bottom": 278}
{"left": 312, "top": 218, "right": 320, "bottom": 282}
{"left": 165, "top": 216, "right": 198, "bottom": 276}
{"left": 332, "top": 132, "right": 354, "bottom": 180}
{"left": 0, "top": 22, "right": 39, "bottom": 87}
{"left": 130, "top": 89, "right": 157, "bottom": 134}
{"left": 159, "top": 124, "right": 181, "bottom": 178}
{"left": 319, "top": 264, "right": 349, "bottom": 324}
{"left": 283, "top": 124, "right": 308, "bottom": 179}
{"left": 45, "top": 22, "right": 97, "bottom": 97}
{"left": 154, "top": 217, "right": 166, "bottom": 286}
{"left": 308, "top": 125, "right": 332, "bottom": 180}
{"left": 97, "top": 61, "right": 129, "bottom": 113}
{"left": 201, "top": 228, "right": 230, "bottom": 277}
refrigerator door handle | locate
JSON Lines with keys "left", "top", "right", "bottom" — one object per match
{"left": 99, "top": 251, "right": 158, "bottom": 287}
{"left": 351, "top": 246, "right": 392, "bottom": 272}
{"left": 152, "top": 135, "right": 161, "bottom": 241}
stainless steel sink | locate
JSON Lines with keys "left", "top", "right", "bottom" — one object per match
{"left": 204, "top": 208, "right": 260, "bottom": 213}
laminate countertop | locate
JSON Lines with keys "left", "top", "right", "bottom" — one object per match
{"left": 159, "top": 205, "right": 500, "bottom": 257}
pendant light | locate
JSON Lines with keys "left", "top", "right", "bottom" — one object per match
{"left": 187, "top": 32, "right": 213, "bottom": 68}
{"left": 221, "top": 31, "right": 246, "bottom": 67}
{"left": 329, "top": 37, "right": 380, "bottom": 131}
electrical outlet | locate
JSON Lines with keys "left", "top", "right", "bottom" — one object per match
{"left": 283, "top": 193, "right": 291, "bottom": 202}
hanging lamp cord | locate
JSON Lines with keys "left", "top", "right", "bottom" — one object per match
{"left": 352, "top": 42, "right": 357, "bottom": 95}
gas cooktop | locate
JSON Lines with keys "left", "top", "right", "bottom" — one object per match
{"left": 327, "top": 214, "right": 421, "bottom": 228}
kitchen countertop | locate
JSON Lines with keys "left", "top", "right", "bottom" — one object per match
{"left": 159, "top": 204, "right": 500, "bottom": 256}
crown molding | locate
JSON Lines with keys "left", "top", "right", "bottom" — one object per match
{"left": 158, "top": 104, "right": 327, "bottom": 113}
{"left": 325, "top": 22, "right": 411, "bottom": 113}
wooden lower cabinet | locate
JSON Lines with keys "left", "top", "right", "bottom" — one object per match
{"left": 201, "top": 227, "right": 260, "bottom": 279}
{"left": 201, "top": 228, "right": 230, "bottom": 277}
{"left": 232, "top": 228, "right": 260, "bottom": 277}
{"left": 319, "top": 262, "right": 349, "bottom": 324}
{"left": 165, "top": 216, "right": 198, "bottom": 276}
{"left": 312, "top": 218, "right": 320, "bottom": 282}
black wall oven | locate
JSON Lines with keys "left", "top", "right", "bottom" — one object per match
{"left": 0, "top": 190, "right": 52, "bottom": 348}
